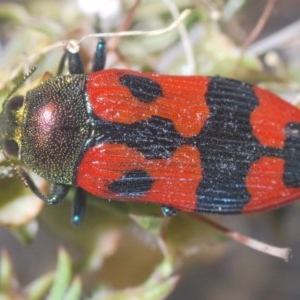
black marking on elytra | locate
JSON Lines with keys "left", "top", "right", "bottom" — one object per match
{"left": 120, "top": 74, "right": 163, "bottom": 103}
{"left": 282, "top": 122, "right": 300, "bottom": 187}
{"left": 108, "top": 169, "right": 153, "bottom": 196}
{"left": 252, "top": 122, "right": 300, "bottom": 188}
{"left": 194, "top": 76, "right": 262, "bottom": 213}
{"left": 94, "top": 116, "right": 185, "bottom": 159}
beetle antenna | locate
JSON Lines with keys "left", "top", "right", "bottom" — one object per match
{"left": 3, "top": 66, "right": 37, "bottom": 107}
{"left": 14, "top": 166, "right": 30, "bottom": 188}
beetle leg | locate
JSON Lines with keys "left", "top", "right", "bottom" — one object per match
{"left": 92, "top": 39, "right": 106, "bottom": 72}
{"left": 66, "top": 49, "right": 85, "bottom": 75}
{"left": 91, "top": 15, "right": 106, "bottom": 72}
{"left": 72, "top": 187, "right": 86, "bottom": 225}
{"left": 59, "top": 18, "right": 106, "bottom": 75}
{"left": 63, "top": 38, "right": 106, "bottom": 74}
{"left": 161, "top": 205, "right": 179, "bottom": 217}
{"left": 57, "top": 44, "right": 85, "bottom": 75}
{"left": 18, "top": 168, "right": 70, "bottom": 205}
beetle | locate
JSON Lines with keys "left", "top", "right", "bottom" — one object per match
{"left": 1, "top": 38, "right": 300, "bottom": 224}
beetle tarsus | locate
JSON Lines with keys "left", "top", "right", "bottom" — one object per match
{"left": 161, "top": 205, "right": 179, "bottom": 217}
{"left": 92, "top": 39, "right": 106, "bottom": 72}
{"left": 19, "top": 168, "right": 70, "bottom": 205}
{"left": 67, "top": 50, "right": 85, "bottom": 75}
{"left": 72, "top": 187, "right": 87, "bottom": 225}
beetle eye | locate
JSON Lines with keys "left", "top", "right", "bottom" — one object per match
{"left": 6, "top": 96, "right": 24, "bottom": 111}
{"left": 3, "top": 139, "right": 19, "bottom": 157}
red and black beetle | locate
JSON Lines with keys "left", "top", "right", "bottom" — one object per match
{"left": 1, "top": 38, "right": 300, "bottom": 223}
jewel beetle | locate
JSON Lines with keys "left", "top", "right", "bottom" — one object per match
{"left": 1, "top": 38, "right": 300, "bottom": 224}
